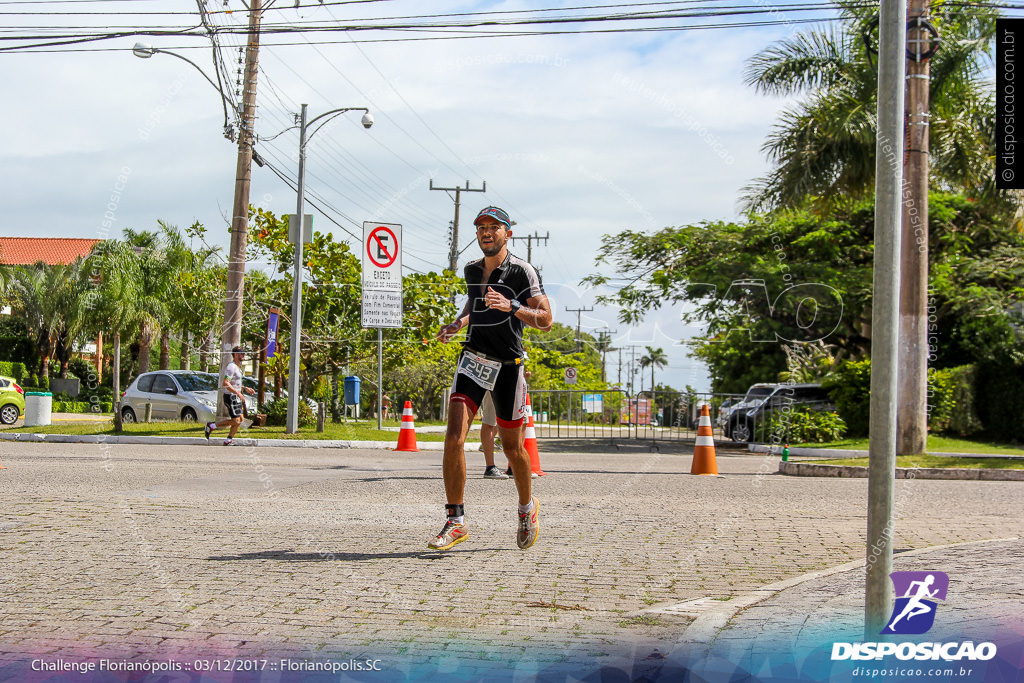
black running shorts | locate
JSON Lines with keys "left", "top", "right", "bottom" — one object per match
{"left": 450, "top": 353, "right": 527, "bottom": 428}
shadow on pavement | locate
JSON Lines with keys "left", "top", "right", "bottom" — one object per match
{"left": 207, "top": 548, "right": 504, "bottom": 562}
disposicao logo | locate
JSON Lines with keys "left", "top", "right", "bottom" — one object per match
{"left": 883, "top": 571, "right": 949, "bottom": 635}
{"left": 831, "top": 570, "right": 998, "bottom": 662}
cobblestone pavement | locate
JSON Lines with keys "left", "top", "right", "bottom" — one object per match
{"left": 0, "top": 441, "right": 1021, "bottom": 679}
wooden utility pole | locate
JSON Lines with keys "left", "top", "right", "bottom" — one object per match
{"left": 429, "top": 180, "right": 487, "bottom": 274}
{"left": 565, "top": 305, "right": 594, "bottom": 353}
{"left": 511, "top": 231, "right": 550, "bottom": 263}
{"left": 897, "top": 0, "right": 935, "bottom": 455}
{"left": 218, "top": 0, "right": 262, "bottom": 410}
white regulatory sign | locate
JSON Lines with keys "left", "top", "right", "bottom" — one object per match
{"left": 361, "top": 221, "right": 404, "bottom": 329}
{"left": 362, "top": 222, "right": 402, "bottom": 291}
{"left": 564, "top": 367, "right": 578, "bottom": 385}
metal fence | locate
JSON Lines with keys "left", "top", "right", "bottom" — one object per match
{"left": 528, "top": 389, "right": 744, "bottom": 447}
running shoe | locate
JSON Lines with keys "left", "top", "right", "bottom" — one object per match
{"left": 223, "top": 438, "right": 234, "bottom": 446}
{"left": 204, "top": 422, "right": 213, "bottom": 440}
{"left": 484, "top": 465, "right": 508, "bottom": 479}
{"left": 516, "top": 497, "right": 540, "bottom": 549}
{"left": 427, "top": 519, "right": 468, "bottom": 550}
{"left": 503, "top": 466, "right": 539, "bottom": 479}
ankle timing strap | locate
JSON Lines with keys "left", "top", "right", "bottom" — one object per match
{"left": 446, "top": 503, "right": 465, "bottom": 519}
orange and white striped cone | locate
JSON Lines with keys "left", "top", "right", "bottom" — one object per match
{"left": 690, "top": 403, "right": 720, "bottom": 476}
{"left": 394, "top": 400, "right": 420, "bottom": 452}
{"left": 524, "top": 394, "right": 546, "bottom": 476}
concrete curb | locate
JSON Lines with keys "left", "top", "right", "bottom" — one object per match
{"left": 667, "top": 537, "right": 1020, "bottom": 654}
{"left": 0, "top": 432, "right": 469, "bottom": 451}
{"left": 778, "top": 460, "right": 1024, "bottom": 481}
{"left": 749, "top": 443, "right": 1024, "bottom": 460}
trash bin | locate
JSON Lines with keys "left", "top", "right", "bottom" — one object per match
{"left": 343, "top": 376, "right": 361, "bottom": 405}
{"left": 25, "top": 391, "right": 52, "bottom": 427}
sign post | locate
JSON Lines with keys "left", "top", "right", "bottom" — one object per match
{"left": 362, "top": 222, "right": 403, "bottom": 429}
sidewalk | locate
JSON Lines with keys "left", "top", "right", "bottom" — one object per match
{"left": 659, "top": 540, "right": 1019, "bottom": 679}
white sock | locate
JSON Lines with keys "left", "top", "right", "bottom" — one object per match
{"left": 518, "top": 500, "right": 533, "bottom": 514}
{"left": 449, "top": 515, "right": 465, "bottom": 525}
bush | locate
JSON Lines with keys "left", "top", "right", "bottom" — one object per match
{"left": 264, "top": 396, "right": 315, "bottom": 427}
{"left": 69, "top": 358, "right": 97, "bottom": 383}
{"left": 822, "top": 358, "right": 871, "bottom": 437}
{"left": 768, "top": 407, "right": 847, "bottom": 444}
{"left": 0, "top": 335, "right": 35, "bottom": 367}
{"left": 927, "top": 365, "right": 982, "bottom": 436}
{"left": 0, "top": 361, "right": 27, "bottom": 383}
{"left": 974, "top": 359, "right": 1024, "bottom": 442}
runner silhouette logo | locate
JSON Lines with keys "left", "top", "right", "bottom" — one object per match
{"left": 882, "top": 571, "right": 949, "bottom": 635}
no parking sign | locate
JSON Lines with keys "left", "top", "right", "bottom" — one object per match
{"left": 362, "top": 222, "right": 403, "bottom": 328}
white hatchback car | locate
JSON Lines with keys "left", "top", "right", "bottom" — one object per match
{"left": 120, "top": 370, "right": 256, "bottom": 423}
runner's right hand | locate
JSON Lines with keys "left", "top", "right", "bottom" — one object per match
{"left": 437, "top": 321, "right": 460, "bottom": 342}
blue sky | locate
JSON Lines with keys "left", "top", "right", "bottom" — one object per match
{"left": 0, "top": 1, "right": 839, "bottom": 392}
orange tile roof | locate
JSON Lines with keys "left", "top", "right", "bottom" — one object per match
{"left": 0, "top": 237, "right": 102, "bottom": 266}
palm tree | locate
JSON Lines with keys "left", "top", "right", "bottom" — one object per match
{"left": 122, "top": 228, "right": 168, "bottom": 375}
{"left": 51, "top": 258, "right": 93, "bottom": 378}
{"left": 742, "top": 3, "right": 999, "bottom": 212}
{"left": 10, "top": 263, "right": 69, "bottom": 381}
{"left": 160, "top": 221, "right": 222, "bottom": 371}
{"left": 638, "top": 346, "right": 668, "bottom": 395}
{"left": 84, "top": 240, "right": 143, "bottom": 428}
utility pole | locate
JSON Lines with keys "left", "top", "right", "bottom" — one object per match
{"left": 218, "top": 0, "right": 261, "bottom": 409}
{"left": 429, "top": 180, "right": 486, "bottom": 274}
{"left": 565, "top": 305, "right": 593, "bottom": 353}
{"left": 511, "top": 231, "right": 550, "bottom": 263}
{"left": 866, "top": 0, "right": 907, "bottom": 637}
{"left": 897, "top": 0, "right": 936, "bottom": 456}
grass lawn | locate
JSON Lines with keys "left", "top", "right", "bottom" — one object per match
{"left": 2, "top": 419, "right": 455, "bottom": 442}
{"left": 810, "top": 455, "right": 1024, "bottom": 470}
{"left": 800, "top": 434, "right": 1024, "bottom": 456}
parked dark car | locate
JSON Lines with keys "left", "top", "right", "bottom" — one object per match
{"left": 726, "top": 383, "right": 835, "bottom": 443}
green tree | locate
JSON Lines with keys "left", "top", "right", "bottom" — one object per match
{"left": 83, "top": 240, "right": 144, "bottom": 425}
{"left": 743, "top": 2, "right": 1001, "bottom": 212}
{"left": 160, "top": 221, "right": 223, "bottom": 371}
{"left": 121, "top": 228, "right": 169, "bottom": 375}
{"left": 586, "top": 194, "right": 1024, "bottom": 392}
{"left": 638, "top": 346, "right": 667, "bottom": 394}
{"left": 8, "top": 262, "right": 90, "bottom": 381}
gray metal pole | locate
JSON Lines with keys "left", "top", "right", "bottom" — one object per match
{"left": 285, "top": 104, "right": 308, "bottom": 434}
{"left": 377, "top": 328, "right": 383, "bottom": 430}
{"left": 866, "top": 0, "right": 907, "bottom": 637}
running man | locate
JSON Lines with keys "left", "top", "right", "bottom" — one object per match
{"left": 887, "top": 574, "right": 939, "bottom": 631}
{"left": 204, "top": 347, "right": 255, "bottom": 446}
{"left": 429, "top": 206, "right": 552, "bottom": 550}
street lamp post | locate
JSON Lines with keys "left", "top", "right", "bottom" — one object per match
{"left": 285, "top": 104, "right": 373, "bottom": 434}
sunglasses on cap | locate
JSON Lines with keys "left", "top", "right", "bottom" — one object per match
{"left": 474, "top": 206, "right": 511, "bottom": 229}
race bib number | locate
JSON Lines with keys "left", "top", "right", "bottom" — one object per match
{"left": 457, "top": 350, "right": 501, "bottom": 391}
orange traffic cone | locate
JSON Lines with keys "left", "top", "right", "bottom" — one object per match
{"left": 690, "top": 403, "right": 719, "bottom": 476}
{"left": 524, "top": 394, "right": 546, "bottom": 476}
{"left": 395, "top": 400, "right": 419, "bottom": 452}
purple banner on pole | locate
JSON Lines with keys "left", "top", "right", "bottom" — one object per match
{"left": 266, "top": 309, "right": 280, "bottom": 359}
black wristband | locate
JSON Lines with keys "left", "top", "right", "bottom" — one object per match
{"left": 509, "top": 299, "right": 522, "bottom": 315}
